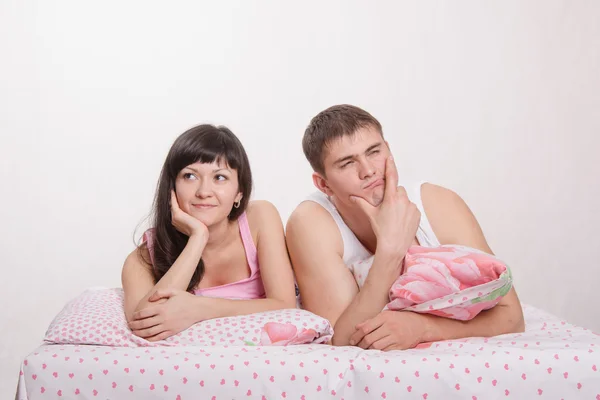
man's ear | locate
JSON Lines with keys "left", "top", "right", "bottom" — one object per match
{"left": 312, "top": 172, "right": 334, "bottom": 197}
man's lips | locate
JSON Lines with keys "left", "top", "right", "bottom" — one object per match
{"left": 364, "top": 179, "right": 384, "bottom": 190}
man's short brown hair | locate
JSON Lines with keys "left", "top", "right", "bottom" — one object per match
{"left": 302, "top": 104, "right": 383, "bottom": 175}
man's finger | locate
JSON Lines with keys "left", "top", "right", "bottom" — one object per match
{"left": 368, "top": 334, "right": 394, "bottom": 351}
{"left": 383, "top": 342, "right": 408, "bottom": 352}
{"left": 350, "top": 195, "right": 375, "bottom": 219}
{"left": 382, "top": 343, "right": 406, "bottom": 351}
{"left": 356, "top": 313, "right": 385, "bottom": 333}
{"left": 383, "top": 156, "right": 399, "bottom": 203}
{"left": 396, "top": 186, "right": 407, "bottom": 198}
{"left": 349, "top": 327, "right": 366, "bottom": 347}
{"left": 357, "top": 327, "right": 389, "bottom": 349}
{"left": 350, "top": 315, "right": 385, "bottom": 345}
{"left": 349, "top": 318, "right": 371, "bottom": 345}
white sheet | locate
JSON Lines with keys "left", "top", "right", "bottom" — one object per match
{"left": 17, "top": 304, "right": 600, "bottom": 399}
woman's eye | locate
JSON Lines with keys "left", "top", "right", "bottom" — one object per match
{"left": 183, "top": 173, "right": 197, "bottom": 180}
{"left": 215, "top": 174, "right": 227, "bottom": 181}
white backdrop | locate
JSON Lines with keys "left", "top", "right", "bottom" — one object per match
{"left": 2, "top": 1, "right": 599, "bottom": 397}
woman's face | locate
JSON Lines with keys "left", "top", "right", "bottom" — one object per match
{"left": 174, "top": 160, "right": 242, "bottom": 227}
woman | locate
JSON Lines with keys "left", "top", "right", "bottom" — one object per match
{"left": 122, "top": 124, "right": 296, "bottom": 341}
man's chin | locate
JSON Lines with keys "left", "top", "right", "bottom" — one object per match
{"left": 371, "top": 187, "right": 384, "bottom": 206}
{"left": 359, "top": 195, "right": 383, "bottom": 207}
{"left": 371, "top": 196, "right": 383, "bottom": 207}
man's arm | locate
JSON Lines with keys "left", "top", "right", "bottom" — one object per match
{"left": 288, "top": 156, "right": 421, "bottom": 346}
{"left": 420, "top": 183, "right": 525, "bottom": 340}
{"left": 286, "top": 201, "right": 403, "bottom": 345}
{"left": 351, "top": 183, "right": 525, "bottom": 351}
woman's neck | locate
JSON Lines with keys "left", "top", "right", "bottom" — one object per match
{"left": 204, "top": 217, "right": 237, "bottom": 252}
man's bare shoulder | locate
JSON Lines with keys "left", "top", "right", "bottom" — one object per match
{"left": 286, "top": 200, "right": 343, "bottom": 257}
{"left": 288, "top": 200, "right": 333, "bottom": 220}
{"left": 420, "top": 183, "right": 468, "bottom": 219}
{"left": 421, "top": 182, "right": 461, "bottom": 203}
{"left": 420, "top": 183, "right": 491, "bottom": 252}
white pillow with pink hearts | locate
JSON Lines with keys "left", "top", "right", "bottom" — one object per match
{"left": 43, "top": 288, "right": 333, "bottom": 347}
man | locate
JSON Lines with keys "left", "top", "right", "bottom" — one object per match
{"left": 286, "top": 104, "right": 524, "bottom": 350}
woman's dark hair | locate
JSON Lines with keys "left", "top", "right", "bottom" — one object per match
{"left": 139, "top": 124, "right": 252, "bottom": 292}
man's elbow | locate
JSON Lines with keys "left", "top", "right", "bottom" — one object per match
{"left": 330, "top": 319, "right": 350, "bottom": 347}
{"left": 512, "top": 314, "right": 526, "bottom": 333}
{"left": 331, "top": 334, "right": 347, "bottom": 347}
{"left": 504, "top": 306, "right": 525, "bottom": 334}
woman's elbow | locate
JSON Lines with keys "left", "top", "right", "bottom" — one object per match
{"left": 124, "top": 298, "right": 149, "bottom": 324}
{"left": 268, "top": 293, "right": 296, "bottom": 309}
{"left": 280, "top": 297, "right": 297, "bottom": 309}
{"left": 124, "top": 307, "right": 135, "bottom": 325}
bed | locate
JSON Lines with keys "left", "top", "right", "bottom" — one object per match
{"left": 16, "top": 304, "right": 600, "bottom": 399}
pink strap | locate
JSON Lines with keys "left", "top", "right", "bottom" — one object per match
{"left": 237, "top": 212, "right": 258, "bottom": 274}
{"left": 143, "top": 216, "right": 257, "bottom": 274}
{"left": 143, "top": 229, "right": 155, "bottom": 266}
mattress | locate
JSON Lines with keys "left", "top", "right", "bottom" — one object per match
{"left": 16, "top": 304, "right": 600, "bottom": 399}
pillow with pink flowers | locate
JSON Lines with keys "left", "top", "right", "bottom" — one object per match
{"left": 43, "top": 288, "right": 333, "bottom": 347}
{"left": 384, "top": 245, "right": 513, "bottom": 320}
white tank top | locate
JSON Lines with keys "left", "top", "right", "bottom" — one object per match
{"left": 305, "top": 181, "right": 441, "bottom": 287}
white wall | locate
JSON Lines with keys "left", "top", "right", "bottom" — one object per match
{"left": 1, "top": 0, "right": 599, "bottom": 397}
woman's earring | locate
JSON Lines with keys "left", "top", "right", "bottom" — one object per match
{"left": 234, "top": 199, "right": 241, "bottom": 209}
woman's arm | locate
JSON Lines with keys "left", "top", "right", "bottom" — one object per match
{"left": 141, "top": 201, "right": 297, "bottom": 321}
{"left": 121, "top": 234, "right": 206, "bottom": 323}
{"left": 122, "top": 190, "right": 209, "bottom": 323}
{"left": 127, "top": 201, "right": 297, "bottom": 340}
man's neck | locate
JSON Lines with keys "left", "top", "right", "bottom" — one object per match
{"left": 331, "top": 195, "right": 378, "bottom": 254}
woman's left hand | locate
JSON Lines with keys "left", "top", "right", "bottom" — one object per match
{"left": 129, "top": 289, "right": 201, "bottom": 341}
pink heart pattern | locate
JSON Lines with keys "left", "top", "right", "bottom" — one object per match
{"left": 43, "top": 289, "right": 333, "bottom": 349}
{"left": 15, "top": 304, "right": 600, "bottom": 400}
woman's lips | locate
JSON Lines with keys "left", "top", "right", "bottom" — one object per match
{"left": 192, "top": 204, "right": 217, "bottom": 209}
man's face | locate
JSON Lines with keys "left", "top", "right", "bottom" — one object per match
{"left": 319, "top": 126, "right": 390, "bottom": 207}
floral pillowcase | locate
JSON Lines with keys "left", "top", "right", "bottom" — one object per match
{"left": 352, "top": 245, "right": 513, "bottom": 321}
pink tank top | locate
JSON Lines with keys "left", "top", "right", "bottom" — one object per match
{"left": 143, "top": 212, "right": 266, "bottom": 300}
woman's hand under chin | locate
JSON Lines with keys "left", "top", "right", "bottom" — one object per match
{"left": 128, "top": 288, "right": 207, "bottom": 342}
{"left": 170, "top": 190, "right": 209, "bottom": 242}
